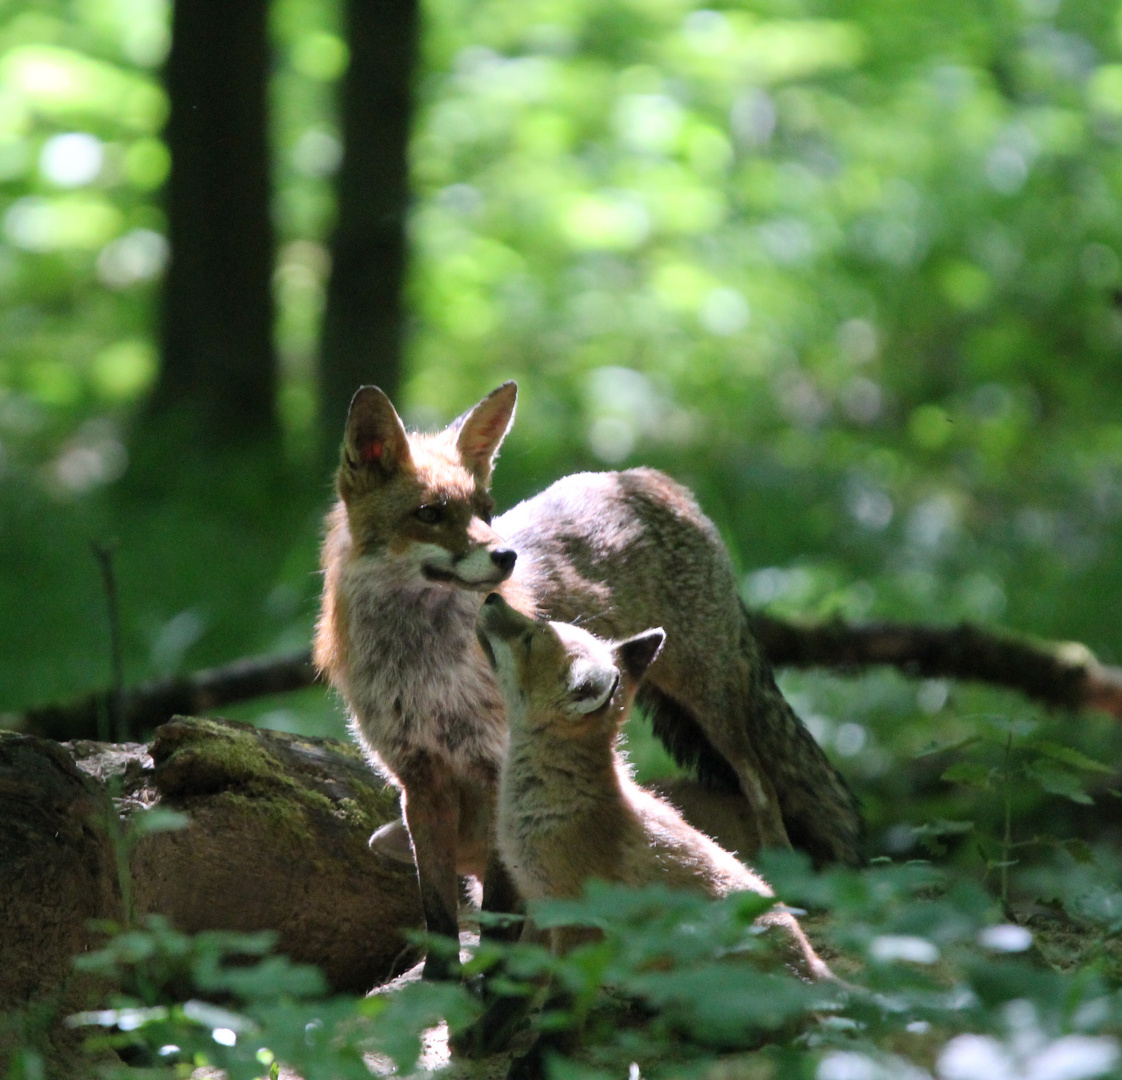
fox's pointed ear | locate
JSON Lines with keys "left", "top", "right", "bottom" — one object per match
{"left": 616, "top": 628, "right": 665, "bottom": 683}
{"left": 453, "top": 382, "right": 517, "bottom": 485}
{"left": 567, "top": 661, "right": 619, "bottom": 716}
{"left": 341, "top": 386, "right": 413, "bottom": 481}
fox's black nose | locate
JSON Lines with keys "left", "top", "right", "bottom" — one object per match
{"left": 490, "top": 548, "right": 517, "bottom": 575}
{"left": 484, "top": 591, "right": 504, "bottom": 606}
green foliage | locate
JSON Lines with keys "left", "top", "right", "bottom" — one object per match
{"left": 5, "top": 0, "right": 1122, "bottom": 756}
{"left": 64, "top": 916, "right": 479, "bottom": 1080}
{"left": 3, "top": 0, "right": 1122, "bottom": 1073}
{"left": 402, "top": 0, "right": 1122, "bottom": 670}
{"left": 60, "top": 858, "right": 1122, "bottom": 1080}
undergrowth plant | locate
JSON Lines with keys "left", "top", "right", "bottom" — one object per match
{"left": 8, "top": 709, "right": 1121, "bottom": 1080}
{"left": 918, "top": 713, "right": 1120, "bottom": 912}
{"left": 62, "top": 917, "right": 475, "bottom": 1080}
{"left": 34, "top": 849, "right": 1122, "bottom": 1080}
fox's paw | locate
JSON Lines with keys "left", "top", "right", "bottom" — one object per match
{"left": 450, "top": 993, "right": 531, "bottom": 1058}
{"left": 506, "top": 1040, "right": 547, "bottom": 1080}
{"left": 368, "top": 817, "right": 414, "bottom": 864}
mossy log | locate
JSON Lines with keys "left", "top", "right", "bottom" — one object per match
{"left": 1, "top": 714, "right": 774, "bottom": 1075}
{"left": 0, "top": 731, "right": 121, "bottom": 1054}
{"left": 1, "top": 717, "right": 423, "bottom": 1020}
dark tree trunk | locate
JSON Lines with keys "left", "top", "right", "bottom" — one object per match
{"left": 318, "top": 0, "right": 420, "bottom": 456}
{"left": 153, "top": 0, "right": 278, "bottom": 443}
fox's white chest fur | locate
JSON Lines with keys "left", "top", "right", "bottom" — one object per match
{"left": 337, "top": 555, "right": 508, "bottom": 780}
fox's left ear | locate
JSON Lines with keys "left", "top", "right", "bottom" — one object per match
{"left": 616, "top": 628, "right": 665, "bottom": 683}
{"left": 452, "top": 382, "right": 517, "bottom": 485}
{"left": 342, "top": 386, "right": 413, "bottom": 483}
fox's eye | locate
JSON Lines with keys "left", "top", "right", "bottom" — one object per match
{"left": 415, "top": 504, "right": 444, "bottom": 526}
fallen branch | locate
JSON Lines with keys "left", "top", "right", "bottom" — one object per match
{"left": 10, "top": 615, "right": 1122, "bottom": 742}
{"left": 13, "top": 651, "right": 319, "bottom": 742}
{"left": 751, "top": 613, "right": 1122, "bottom": 716}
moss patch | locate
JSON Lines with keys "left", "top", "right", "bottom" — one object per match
{"left": 150, "top": 716, "right": 399, "bottom": 838}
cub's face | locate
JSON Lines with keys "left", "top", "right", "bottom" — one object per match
{"left": 477, "top": 594, "right": 664, "bottom": 734}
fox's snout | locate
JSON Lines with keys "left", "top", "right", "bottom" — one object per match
{"left": 433, "top": 517, "right": 516, "bottom": 588}
{"left": 418, "top": 522, "right": 517, "bottom": 590}
{"left": 421, "top": 543, "right": 516, "bottom": 589}
{"left": 490, "top": 547, "right": 517, "bottom": 578}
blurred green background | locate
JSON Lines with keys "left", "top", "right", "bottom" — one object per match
{"left": 1, "top": 0, "right": 1121, "bottom": 864}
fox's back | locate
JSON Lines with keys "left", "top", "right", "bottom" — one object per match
{"left": 498, "top": 467, "right": 750, "bottom": 784}
{"left": 498, "top": 467, "right": 741, "bottom": 655}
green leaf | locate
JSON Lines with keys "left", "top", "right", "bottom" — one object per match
{"left": 1064, "top": 885, "right": 1122, "bottom": 933}
{"left": 361, "top": 981, "right": 478, "bottom": 1072}
{"left": 981, "top": 715, "right": 1039, "bottom": 739}
{"left": 194, "top": 953, "right": 327, "bottom": 1002}
{"left": 1061, "top": 838, "right": 1096, "bottom": 865}
{"left": 1034, "top": 741, "right": 1115, "bottom": 775}
{"left": 627, "top": 965, "right": 821, "bottom": 1044}
{"left": 1023, "top": 760, "right": 1093, "bottom": 805}
{"left": 914, "top": 735, "right": 980, "bottom": 759}
{"left": 180, "top": 999, "right": 255, "bottom": 1034}
{"left": 940, "top": 761, "right": 994, "bottom": 790}
{"left": 128, "top": 807, "right": 191, "bottom": 838}
{"left": 911, "top": 819, "right": 976, "bottom": 840}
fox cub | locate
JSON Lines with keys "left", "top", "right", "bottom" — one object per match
{"left": 478, "top": 593, "right": 831, "bottom": 980}
{"left": 315, "top": 382, "right": 861, "bottom": 978}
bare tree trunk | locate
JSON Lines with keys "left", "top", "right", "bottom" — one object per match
{"left": 318, "top": 0, "right": 420, "bottom": 454}
{"left": 153, "top": 0, "right": 278, "bottom": 442}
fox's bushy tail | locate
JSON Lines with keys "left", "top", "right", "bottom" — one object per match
{"left": 638, "top": 602, "right": 865, "bottom": 868}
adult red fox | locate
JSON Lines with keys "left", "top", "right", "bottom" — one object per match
{"left": 315, "top": 382, "right": 862, "bottom": 978}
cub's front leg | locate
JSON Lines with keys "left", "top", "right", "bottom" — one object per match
{"left": 396, "top": 752, "right": 463, "bottom": 981}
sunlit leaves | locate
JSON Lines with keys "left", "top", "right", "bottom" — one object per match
{"left": 0, "top": 45, "right": 165, "bottom": 129}
{"left": 670, "top": 12, "right": 867, "bottom": 87}
{"left": 290, "top": 31, "right": 348, "bottom": 81}
{"left": 0, "top": 1, "right": 170, "bottom": 427}
{"left": 404, "top": 0, "right": 1122, "bottom": 675}
{"left": 5, "top": 193, "right": 120, "bottom": 251}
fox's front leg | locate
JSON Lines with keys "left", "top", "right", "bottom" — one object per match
{"left": 398, "top": 754, "right": 462, "bottom": 981}
{"left": 480, "top": 846, "right": 522, "bottom": 941}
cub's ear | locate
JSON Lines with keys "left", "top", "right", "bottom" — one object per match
{"left": 341, "top": 386, "right": 413, "bottom": 482}
{"left": 566, "top": 660, "right": 620, "bottom": 716}
{"left": 616, "top": 628, "right": 665, "bottom": 683}
{"left": 453, "top": 382, "right": 517, "bottom": 485}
